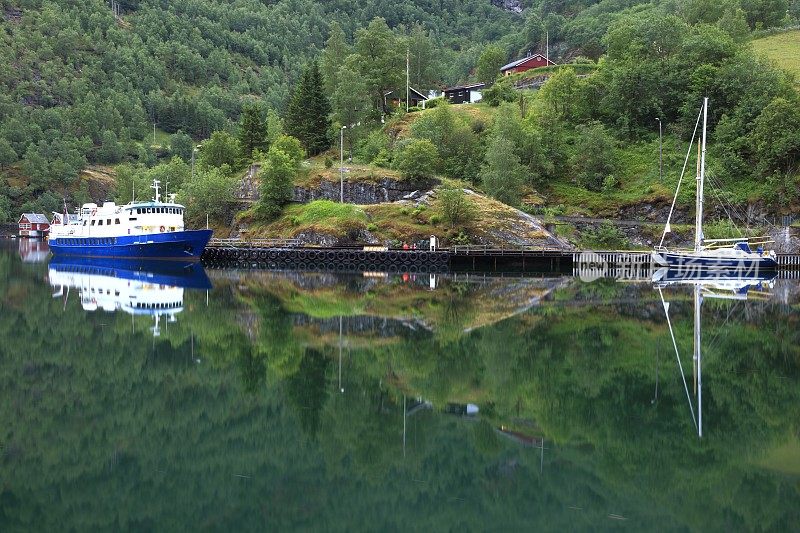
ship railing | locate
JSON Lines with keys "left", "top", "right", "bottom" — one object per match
{"left": 208, "top": 238, "right": 302, "bottom": 248}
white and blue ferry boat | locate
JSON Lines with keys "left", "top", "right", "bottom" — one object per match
{"left": 49, "top": 180, "right": 212, "bottom": 259}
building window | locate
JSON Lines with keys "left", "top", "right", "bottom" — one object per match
{"left": 98, "top": 220, "right": 103, "bottom": 226}
{"left": 115, "top": 219, "right": 120, "bottom": 224}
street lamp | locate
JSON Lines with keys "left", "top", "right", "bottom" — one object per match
{"left": 655, "top": 118, "right": 663, "bottom": 182}
{"left": 340, "top": 125, "right": 347, "bottom": 203}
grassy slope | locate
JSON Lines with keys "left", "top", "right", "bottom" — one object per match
{"left": 751, "top": 30, "right": 800, "bottom": 88}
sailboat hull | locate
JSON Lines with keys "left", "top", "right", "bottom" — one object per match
{"left": 652, "top": 250, "right": 778, "bottom": 270}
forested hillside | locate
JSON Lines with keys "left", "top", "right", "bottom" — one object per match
{"left": 1, "top": 0, "right": 798, "bottom": 226}
{"left": 0, "top": 0, "right": 521, "bottom": 217}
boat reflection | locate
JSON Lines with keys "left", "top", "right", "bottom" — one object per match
{"left": 654, "top": 268, "right": 776, "bottom": 437}
{"left": 48, "top": 257, "right": 211, "bottom": 336}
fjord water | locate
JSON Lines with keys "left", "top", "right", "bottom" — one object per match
{"left": 2, "top": 242, "right": 800, "bottom": 531}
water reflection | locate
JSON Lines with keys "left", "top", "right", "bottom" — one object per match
{"left": 48, "top": 257, "right": 211, "bottom": 336}
{"left": 655, "top": 268, "right": 778, "bottom": 438}
{"left": 18, "top": 237, "right": 49, "bottom": 263}
{"left": 2, "top": 244, "right": 799, "bottom": 530}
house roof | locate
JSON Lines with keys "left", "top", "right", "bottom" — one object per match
{"left": 500, "top": 54, "right": 555, "bottom": 72}
{"left": 384, "top": 87, "right": 429, "bottom": 100}
{"left": 443, "top": 82, "right": 486, "bottom": 92}
{"left": 19, "top": 213, "right": 49, "bottom": 224}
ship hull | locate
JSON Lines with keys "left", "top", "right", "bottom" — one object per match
{"left": 651, "top": 250, "right": 778, "bottom": 270}
{"left": 49, "top": 229, "right": 213, "bottom": 260}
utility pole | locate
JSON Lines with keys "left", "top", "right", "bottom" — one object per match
{"left": 339, "top": 125, "right": 347, "bottom": 203}
{"left": 655, "top": 117, "right": 663, "bottom": 182}
{"left": 546, "top": 30, "right": 549, "bottom": 64}
{"left": 406, "top": 48, "right": 410, "bottom": 113}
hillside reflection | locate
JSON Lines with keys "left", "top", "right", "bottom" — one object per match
{"left": 2, "top": 249, "right": 799, "bottom": 530}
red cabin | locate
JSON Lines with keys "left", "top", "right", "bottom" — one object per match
{"left": 500, "top": 53, "right": 556, "bottom": 76}
{"left": 18, "top": 213, "right": 50, "bottom": 238}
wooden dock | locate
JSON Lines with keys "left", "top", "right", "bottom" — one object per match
{"left": 201, "top": 240, "right": 800, "bottom": 274}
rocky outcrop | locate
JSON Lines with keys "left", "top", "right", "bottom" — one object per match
{"left": 490, "top": 0, "right": 523, "bottom": 14}
{"left": 292, "top": 176, "right": 439, "bottom": 205}
{"left": 236, "top": 167, "right": 438, "bottom": 206}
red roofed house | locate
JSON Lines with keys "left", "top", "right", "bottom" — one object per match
{"left": 500, "top": 53, "right": 556, "bottom": 76}
{"left": 18, "top": 213, "right": 50, "bottom": 238}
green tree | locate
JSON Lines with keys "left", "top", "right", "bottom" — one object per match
{"left": 354, "top": 17, "right": 403, "bottom": 113}
{"left": 238, "top": 103, "right": 269, "bottom": 161}
{"left": 257, "top": 146, "right": 298, "bottom": 220}
{"left": 482, "top": 77, "right": 516, "bottom": 107}
{"left": 177, "top": 166, "right": 235, "bottom": 226}
{"left": 751, "top": 97, "right": 800, "bottom": 176}
{"left": 395, "top": 138, "right": 438, "bottom": 180}
{"left": 285, "top": 61, "right": 332, "bottom": 156}
{"left": 0, "top": 193, "right": 11, "bottom": 223}
{"left": 480, "top": 135, "right": 525, "bottom": 205}
{"left": 199, "top": 130, "right": 239, "bottom": 170}
{"left": 538, "top": 67, "right": 586, "bottom": 122}
{"left": 169, "top": 130, "right": 195, "bottom": 163}
{"left": 266, "top": 109, "right": 284, "bottom": 146}
{"left": 333, "top": 59, "right": 371, "bottom": 128}
{"left": 476, "top": 44, "right": 507, "bottom": 85}
{"left": 571, "top": 122, "right": 617, "bottom": 191}
{"left": 321, "top": 22, "right": 350, "bottom": 94}
{"left": 406, "top": 23, "right": 439, "bottom": 90}
{"left": 97, "top": 130, "right": 123, "bottom": 164}
{"left": 438, "top": 187, "right": 476, "bottom": 227}
{"left": 411, "top": 104, "right": 483, "bottom": 183}
{"left": 271, "top": 135, "right": 306, "bottom": 167}
{"left": 739, "top": 0, "right": 789, "bottom": 28}
{"left": 717, "top": 7, "right": 751, "bottom": 42}
{"left": 0, "top": 138, "right": 17, "bottom": 170}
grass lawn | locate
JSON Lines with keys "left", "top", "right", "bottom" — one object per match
{"left": 751, "top": 30, "right": 800, "bottom": 87}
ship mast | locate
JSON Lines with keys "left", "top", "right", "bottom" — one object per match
{"left": 151, "top": 179, "right": 161, "bottom": 203}
{"left": 695, "top": 97, "right": 708, "bottom": 252}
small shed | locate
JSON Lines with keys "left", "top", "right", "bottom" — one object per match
{"left": 500, "top": 53, "right": 556, "bottom": 76}
{"left": 18, "top": 213, "right": 50, "bottom": 238}
{"left": 443, "top": 83, "right": 485, "bottom": 104}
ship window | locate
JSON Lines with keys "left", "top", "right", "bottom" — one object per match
{"left": 115, "top": 219, "right": 120, "bottom": 224}
{"left": 147, "top": 208, "right": 151, "bottom": 213}
{"left": 98, "top": 220, "right": 103, "bottom": 226}
{"left": 107, "top": 219, "right": 111, "bottom": 225}
{"left": 91, "top": 220, "right": 95, "bottom": 226}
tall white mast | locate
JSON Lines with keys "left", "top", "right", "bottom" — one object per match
{"left": 695, "top": 97, "right": 708, "bottom": 252}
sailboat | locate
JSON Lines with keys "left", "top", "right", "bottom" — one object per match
{"left": 651, "top": 98, "right": 778, "bottom": 271}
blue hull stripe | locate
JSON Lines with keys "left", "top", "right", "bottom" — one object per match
{"left": 659, "top": 252, "right": 778, "bottom": 270}
{"left": 49, "top": 229, "right": 213, "bottom": 259}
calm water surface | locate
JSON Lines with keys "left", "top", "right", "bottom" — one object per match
{"left": 2, "top": 241, "right": 800, "bottom": 531}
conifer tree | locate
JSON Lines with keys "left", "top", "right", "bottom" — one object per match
{"left": 285, "top": 61, "right": 332, "bottom": 156}
{"left": 238, "top": 104, "right": 269, "bottom": 161}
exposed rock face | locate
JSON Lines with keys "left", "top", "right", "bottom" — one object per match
{"left": 490, "top": 0, "right": 523, "bottom": 13}
{"left": 236, "top": 169, "right": 438, "bottom": 205}
{"left": 236, "top": 164, "right": 261, "bottom": 201}
{"left": 292, "top": 177, "right": 439, "bottom": 205}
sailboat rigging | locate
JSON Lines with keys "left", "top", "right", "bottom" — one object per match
{"left": 651, "top": 98, "right": 778, "bottom": 271}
